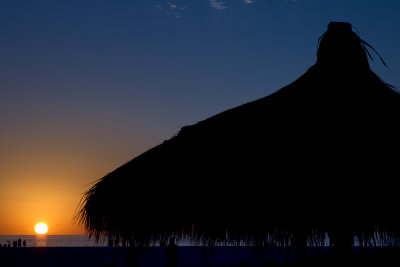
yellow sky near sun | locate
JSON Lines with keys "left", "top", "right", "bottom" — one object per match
{"left": 0, "top": 133, "right": 146, "bottom": 235}
{"left": 0, "top": 169, "right": 87, "bottom": 235}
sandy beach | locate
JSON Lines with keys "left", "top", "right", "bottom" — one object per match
{"left": 0, "top": 247, "right": 117, "bottom": 267}
{"left": 1, "top": 246, "right": 399, "bottom": 266}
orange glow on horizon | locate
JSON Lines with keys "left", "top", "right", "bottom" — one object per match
{"left": 0, "top": 117, "right": 153, "bottom": 235}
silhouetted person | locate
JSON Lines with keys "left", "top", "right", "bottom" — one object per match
{"left": 125, "top": 246, "right": 139, "bottom": 267}
{"left": 12, "top": 240, "right": 17, "bottom": 248}
{"left": 160, "top": 240, "right": 166, "bottom": 247}
{"left": 291, "top": 225, "right": 308, "bottom": 264}
{"left": 165, "top": 237, "right": 178, "bottom": 267}
{"left": 23, "top": 240, "right": 26, "bottom": 247}
{"left": 18, "top": 238, "right": 21, "bottom": 247}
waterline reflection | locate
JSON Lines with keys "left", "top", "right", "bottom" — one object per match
{"left": 35, "top": 235, "right": 47, "bottom": 247}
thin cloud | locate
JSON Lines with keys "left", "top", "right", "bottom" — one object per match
{"left": 210, "top": 0, "right": 228, "bottom": 10}
{"left": 156, "top": 2, "right": 187, "bottom": 19}
{"left": 243, "top": 0, "right": 254, "bottom": 4}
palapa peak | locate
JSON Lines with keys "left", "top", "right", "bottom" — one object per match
{"left": 317, "top": 22, "right": 369, "bottom": 71}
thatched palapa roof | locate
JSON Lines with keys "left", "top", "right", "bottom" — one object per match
{"left": 77, "top": 22, "right": 400, "bottom": 247}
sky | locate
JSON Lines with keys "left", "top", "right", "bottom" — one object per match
{"left": 1, "top": 0, "right": 399, "bottom": 235}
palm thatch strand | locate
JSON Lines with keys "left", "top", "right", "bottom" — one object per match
{"left": 76, "top": 22, "right": 400, "bottom": 247}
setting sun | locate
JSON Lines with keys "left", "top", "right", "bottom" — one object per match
{"left": 35, "top": 223, "right": 48, "bottom": 235}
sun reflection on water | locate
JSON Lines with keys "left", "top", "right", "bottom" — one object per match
{"left": 35, "top": 234, "right": 47, "bottom": 247}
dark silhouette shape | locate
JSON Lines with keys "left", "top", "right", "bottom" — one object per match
{"left": 23, "top": 240, "right": 26, "bottom": 247}
{"left": 125, "top": 246, "right": 139, "bottom": 267}
{"left": 165, "top": 238, "right": 178, "bottom": 267}
{"left": 77, "top": 21, "right": 400, "bottom": 260}
{"left": 102, "top": 245, "right": 116, "bottom": 267}
{"left": 17, "top": 238, "right": 21, "bottom": 248}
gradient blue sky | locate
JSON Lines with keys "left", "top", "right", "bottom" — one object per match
{"left": 1, "top": 0, "right": 399, "bottom": 234}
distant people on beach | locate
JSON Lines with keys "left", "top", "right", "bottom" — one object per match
{"left": 1, "top": 238, "right": 27, "bottom": 248}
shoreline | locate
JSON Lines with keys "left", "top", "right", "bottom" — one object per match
{"left": 1, "top": 246, "right": 399, "bottom": 266}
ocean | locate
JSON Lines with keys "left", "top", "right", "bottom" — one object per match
{"left": 0, "top": 235, "right": 107, "bottom": 247}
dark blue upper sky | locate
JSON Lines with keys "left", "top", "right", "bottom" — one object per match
{"left": 1, "top": 0, "right": 400, "bottom": 233}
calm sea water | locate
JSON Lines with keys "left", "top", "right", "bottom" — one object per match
{"left": 0, "top": 235, "right": 107, "bottom": 247}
